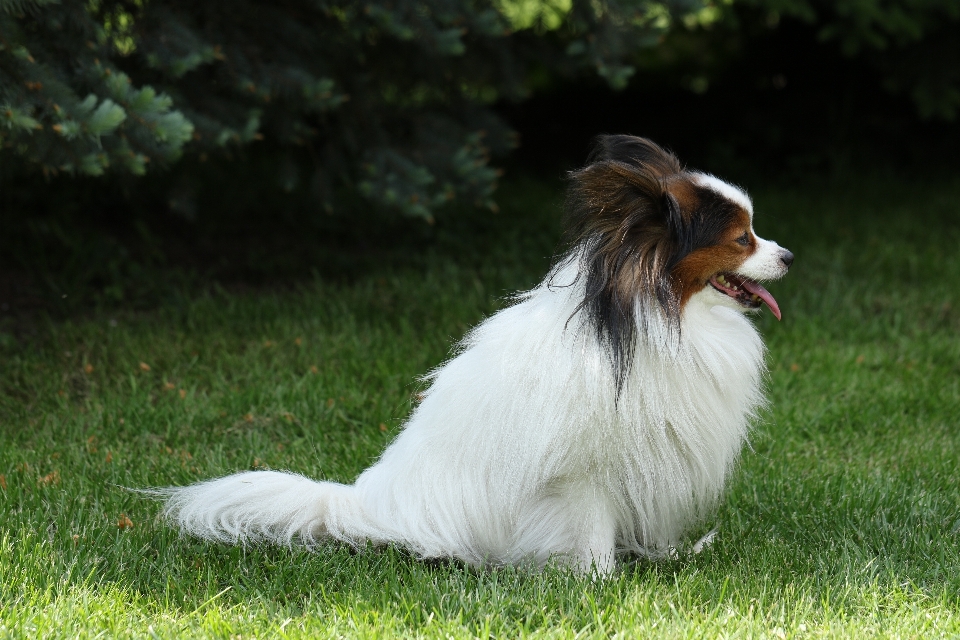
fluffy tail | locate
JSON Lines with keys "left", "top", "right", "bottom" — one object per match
{"left": 152, "top": 471, "right": 374, "bottom": 547}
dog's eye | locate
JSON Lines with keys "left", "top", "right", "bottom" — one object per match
{"left": 735, "top": 232, "right": 751, "bottom": 246}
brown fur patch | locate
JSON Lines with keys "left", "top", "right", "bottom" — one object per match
{"left": 672, "top": 207, "right": 754, "bottom": 307}
{"left": 666, "top": 179, "right": 701, "bottom": 220}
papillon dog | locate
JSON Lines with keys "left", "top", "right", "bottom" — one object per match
{"left": 157, "top": 135, "right": 793, "bottom": 576}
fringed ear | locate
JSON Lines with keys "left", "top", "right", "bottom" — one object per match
{"left": 663, "top": 191, "right": 683, "bottom": 239}
{"left": 662, "top": 190, "right": 693, "bottom": 261}
{"left": 587, "top": 135, "right": 683, "bottom": 178}
{"left": 562, "top": 135, "right": 687, "bottom": 395}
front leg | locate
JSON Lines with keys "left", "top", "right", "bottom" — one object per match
{"left": 576, "top": 508, "right": 616, "bottom": 577}
{"left": 515, "top": 485, "right": 617, "bottom": 576}
{"left": 565, "top": 488, "right": 617, "bottom": 578}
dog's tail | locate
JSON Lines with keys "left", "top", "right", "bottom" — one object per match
{"left": 151, "top": 471, "right": 379, "bottom": 547}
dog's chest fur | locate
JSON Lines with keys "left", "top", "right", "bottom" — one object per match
{"left": 597, "top": 292, "right": 765, "bottom": 554}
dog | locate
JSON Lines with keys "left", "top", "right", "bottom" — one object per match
{"left": 157, "top": 135, "right": 793, "bottom": 576}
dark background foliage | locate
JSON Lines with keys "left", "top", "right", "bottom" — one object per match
{"left": 504, "top": 0, "right": 960, "bottom": 175}
{"left": 2, "top": 0, "right": 958, "bottom": 323}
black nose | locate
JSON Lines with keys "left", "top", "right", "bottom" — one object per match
{"left": 781, "top": 250, "right": 794, "bottom": 268}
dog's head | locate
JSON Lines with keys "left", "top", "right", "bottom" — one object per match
{"left": 564, "top": 135, "right": 793, "bottom": 384}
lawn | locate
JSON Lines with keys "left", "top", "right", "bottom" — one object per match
{"left": 1, "top": 173, "right": 959, "bottom": 638}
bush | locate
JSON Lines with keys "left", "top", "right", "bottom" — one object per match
{"left": 739, "top": 0, "right": 960, "bottom": 120}
{"left": 1, "top": 0, "right": 708, "bottom": 220}
{"left": 4, "top": 1, "right": 956, "bottom": 224}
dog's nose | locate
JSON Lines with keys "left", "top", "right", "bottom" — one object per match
{"left": 780, "top": 250, "right": 794, "bottom": 268}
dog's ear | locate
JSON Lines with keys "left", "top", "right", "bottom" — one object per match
{"left": 566, "top": 135, "right": 683, "bottom": 242}
{"left": 563, "top": 135, "right": 687, "bottom": 393}
{"left": 662, "top": 190, "right": 690, "bottom": 255}
{"left": 588, "top": 135, "right": 682, "bottom": 180}
{"left": 663, "top": 191, "right": 683, "bottom": 233}
{"left": 577, "top": 135, "right": 684, "bottom": 235}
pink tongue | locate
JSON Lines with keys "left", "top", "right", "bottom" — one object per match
{"left": 740, "top": 279, "right": 782, "bottom": 321}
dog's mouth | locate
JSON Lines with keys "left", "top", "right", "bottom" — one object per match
{"left": 709, "top": 273, "right": 782, "bottom": 321}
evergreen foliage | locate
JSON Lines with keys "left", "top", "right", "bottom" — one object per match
{"left": 738, "top": 0, "right": 960, "bottom": 120}
{"left": 0, "top": 0, "right": 194, "bottom": 177}
{"left": 2, "top": 0, "right": 957, "bottom": 220}
{"left": 1, "top": 0, "right": 706, "bottom": 219}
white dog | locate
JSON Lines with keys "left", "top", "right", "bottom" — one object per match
{"left": 158, "top": 135, "right": 793, "bottom": 576}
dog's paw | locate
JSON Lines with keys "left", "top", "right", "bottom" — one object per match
{"left": 691, "top": 528, "right": 718, "bottom": 554}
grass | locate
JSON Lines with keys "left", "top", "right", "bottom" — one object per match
{"left": 1, "top": 173, "right": 959, "bottom": 638}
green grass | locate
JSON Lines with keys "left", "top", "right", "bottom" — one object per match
{"left": 2, "top": 174, "right": 959, "bottom": 638}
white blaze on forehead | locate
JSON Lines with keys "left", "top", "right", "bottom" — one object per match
{"left": 692, "top": 173, "right": 754, "bottom": 220}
